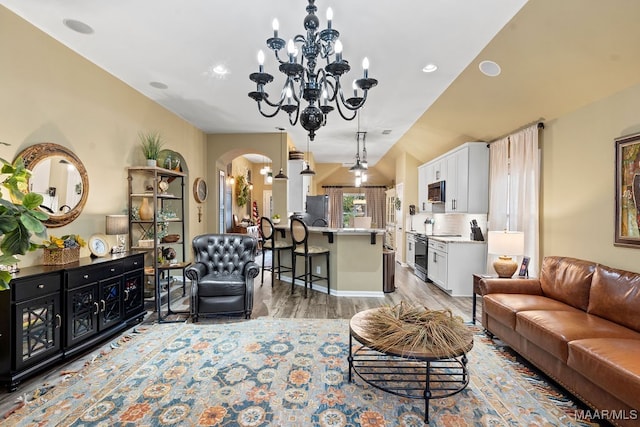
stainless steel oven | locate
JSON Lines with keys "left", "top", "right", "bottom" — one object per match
{"left": 414, "top": 234, "right": 428, "bottom": 281}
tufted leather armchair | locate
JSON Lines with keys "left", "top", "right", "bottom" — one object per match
{"left": 185, "top": 234, "right": 259, "bottom": 321}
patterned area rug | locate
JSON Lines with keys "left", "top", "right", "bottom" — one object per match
{"left": 5, "top": 319, "right": 597, "bottom": 426}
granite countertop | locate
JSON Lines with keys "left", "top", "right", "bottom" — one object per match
{"left": 427, "top": 235, "right": 486, "bottom": 244}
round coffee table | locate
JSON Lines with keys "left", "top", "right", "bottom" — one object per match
{"left": 348, "top": 308, "right": 473, "bottom": 423}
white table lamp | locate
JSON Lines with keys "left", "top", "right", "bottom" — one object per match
{"left": 487, "top": 230, "right": 524, "bottom": 278}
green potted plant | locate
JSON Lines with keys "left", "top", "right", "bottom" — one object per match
{"left": 272, "top": 214, "right": 281, "bottom": 224}
{"left": 139, "top": 131, "right": 164, "bottom": 166}
{"left": 0, "top": 155, "right": 49, "bottom": 290}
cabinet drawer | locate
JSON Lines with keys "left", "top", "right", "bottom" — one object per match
{"left": 428, "top": 240, "right": 447, "bottom": 252}
{"left": 66, "top": 261, "right": 124, "bottom": 288}
{"left": 124, "top": 254, "right": 145, "bottom": 271}
{"left": 13, "top": 273, "right": 61, "bottom": 302}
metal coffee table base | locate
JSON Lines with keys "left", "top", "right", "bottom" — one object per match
{"left": 348, "top": 308, "right": 471, "bottom": 423}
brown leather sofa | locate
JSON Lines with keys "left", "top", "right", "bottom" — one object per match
{"left": 480, "top": 256, "right": 640, "bottom": 427}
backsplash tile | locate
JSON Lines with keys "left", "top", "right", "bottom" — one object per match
{"left": 406, "top": 212, "right": 487, "bottom": 240}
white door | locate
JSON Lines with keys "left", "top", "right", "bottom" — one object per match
{"left": 263, "top": 190, "right": 273, "bottom": 220}
{"left": 395, "top": 183, "right": 404, "bottom": 263}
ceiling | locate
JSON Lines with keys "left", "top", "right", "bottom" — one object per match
{"left": 0, "top": 0, "right": 527, "bottom": 166}
{"left": 4, "top": 0, "right": 640, "bottom": 176}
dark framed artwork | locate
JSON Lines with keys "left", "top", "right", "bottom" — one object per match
{"left": 615, "top": 133, "right": 640, "bottom": 247}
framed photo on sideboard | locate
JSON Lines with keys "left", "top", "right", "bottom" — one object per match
{"left": 518, "top": 256, "right": 530, "bottom": 277}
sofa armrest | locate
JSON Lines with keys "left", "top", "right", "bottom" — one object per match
{"left": 185, "top": 262, "right": 207, "bottom": 283}
{"left": 480, "top": 277, "right": 543, "bottom": 296}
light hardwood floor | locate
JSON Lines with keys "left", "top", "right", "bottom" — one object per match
{"left": 0, "top": 261, "right": 480, "bottom": 414}
{"left": 252, "top": 262, "right": 476, "bottom": 321}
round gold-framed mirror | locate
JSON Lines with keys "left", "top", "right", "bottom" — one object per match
{"left": 15, "top": 143, "right": 89, "bottom": 228}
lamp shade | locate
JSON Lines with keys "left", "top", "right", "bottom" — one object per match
{"left": 105, "top": 215, "right": 128, "bottom": 235}
{"left": 487, "top": 231, "right": 524, "bottom": 256}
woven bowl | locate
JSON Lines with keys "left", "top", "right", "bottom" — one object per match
{"left": 161, "top": 234, "right": 180, "bottom": 243}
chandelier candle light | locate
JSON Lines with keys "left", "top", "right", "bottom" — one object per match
{"left": 249, "top": 0, "right": 378, "bottom": 141}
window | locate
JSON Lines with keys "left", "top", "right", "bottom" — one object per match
{"left": 343, "top": 193, "right": 366, "bottom": 227}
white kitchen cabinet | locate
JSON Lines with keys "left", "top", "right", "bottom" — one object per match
{"left": 427, "top": 239, "right": 447, "bottom": 289}
{"left": 417, "top": 164, "right": 429, "bottom": 212}
{"left": 418, "top": 142, "right": 488, "bottom": 214}
{"left": 442, "top": 143, "right": 488, "bottom": 213}
{"left": 427, "top": 238, "right": 487, "bottom": 296}
{"left": 287, "top": 160, "right": 311, "bottom": 213}
{"left": 406, "top": 233, "right": 416, "bottom": 269}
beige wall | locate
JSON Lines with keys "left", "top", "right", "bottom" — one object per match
{"left": 0, "top": 7, "right": 207, "bottom": 267}
{"left": 541, "top": 82, "right": 640, "bottom": 272}
{"left": 207, "top": 133, "right": 288, "bottom": 230}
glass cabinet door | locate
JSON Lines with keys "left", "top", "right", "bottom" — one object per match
{"left": 123, "top": 271, "right": 144, "bottom": 319}
{"left": 66, "top": 283, "right": 99, "bottom": 348}
{"left": 99, "top": 277, "right": 123, "bottom": 330}
{"left": 14, "top": 294, "right": 62, "bottom": 370}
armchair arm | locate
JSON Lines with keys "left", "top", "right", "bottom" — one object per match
{"left": 185, "top": 262, "right": 207, "bottom": 283}
{"left": 244, "top": 261, "right": 260, "bottom": 280}
{"left": 480, "top": 278, "right": 543, "bottom": 296}
{"left": 244, "top": 261, "right": 259, "bottom": 318}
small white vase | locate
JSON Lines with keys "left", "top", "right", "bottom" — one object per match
{"left": 146, "top": 159, "right": 157, "bottom": 167}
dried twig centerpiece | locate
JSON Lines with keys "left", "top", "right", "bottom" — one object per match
{"left": 362, "top": 302, "right": 473, "bottom": 358}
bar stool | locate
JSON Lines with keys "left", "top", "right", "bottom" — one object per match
{"left": 290, "top": 217, "right": 330, "bottom": 298}
{"left": 259, "top": 216, "right": 292, "bottom": 286}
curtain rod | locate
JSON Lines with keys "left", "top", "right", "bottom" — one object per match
{"left": 490, "top": 120, "right": 545, "bottom": 143}
{"left": 322, "top": 185, "right": 387, "bottom": 189}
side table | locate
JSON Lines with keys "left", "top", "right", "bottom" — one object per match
{"left": 472, "top": 274, "right": 495, "bottom": 325}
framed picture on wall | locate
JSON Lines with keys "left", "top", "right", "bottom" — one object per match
{"left": 615, "top": 133, "right": 640, "bottom": 247}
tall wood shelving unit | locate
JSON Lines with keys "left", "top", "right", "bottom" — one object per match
{"left": 127, "top": 166, "right": 189, "bottom": 322}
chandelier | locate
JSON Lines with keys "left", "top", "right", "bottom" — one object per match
{"left": 248, "top": 0, "right": 378, "bottom": 141}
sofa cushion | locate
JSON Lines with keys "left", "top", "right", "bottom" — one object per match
{"left": 568, "top": 338, "right": 640, "bottom": 410}
{"left": 587, "top": 264, "right": 640, "bottom": 333}
{"left": 198, "top": 275, "right": 246, "bottom": 297}
{"left": 539, "top": 256, "right": 595, "bottom": 311}
{"left": 515, "top": 310, "right": 640, "bottom": 362}
{"left": 484, "top": 294, "right": 581, "bottom": 329}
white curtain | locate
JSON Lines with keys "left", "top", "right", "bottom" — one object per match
{"left": 487, "top": 124, "right": 540, "bottom": 276}
{"left": 509, "top": 125, "right": 540, "bottom": 277}
{"left": 364, "top": 187, "right": 386, "bottom": 228}
{"left": 325, "top": 187, "right": 344, "bottom": 228}
{"left": 488, "top": 137, "right": 510, "bottom": 232}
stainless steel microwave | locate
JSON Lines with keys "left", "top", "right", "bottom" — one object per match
{"left": 427, "top": 181, "right": 446, "bottom": 203}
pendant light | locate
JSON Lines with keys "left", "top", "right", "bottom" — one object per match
{"left": 300, "top": 136, "right": 316, "bottom": 176}
{"left": 274, "top": 127, "right": 288, "bottom": 180}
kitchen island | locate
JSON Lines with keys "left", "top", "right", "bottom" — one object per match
{"left": 274, "top": 224, "right": 386, "bottom": 297}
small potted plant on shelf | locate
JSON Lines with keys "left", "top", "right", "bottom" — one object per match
{"left": 139, "top": 131, "right": 164, "bottom": 166}
{"left": 272, "top": 214, "right": 281, "bottom": 224}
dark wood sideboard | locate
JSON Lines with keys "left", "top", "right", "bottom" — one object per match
{"left": 0, "top": 251, "right": 146, "bottom": 391}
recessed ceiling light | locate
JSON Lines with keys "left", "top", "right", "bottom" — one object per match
{"left": 422, "top": 63, "right": 438, "bottom": 73}
{"left": 479, "top": 60, "right": 501, "bottom": 77}
{"left": 63, "top": 19, "right": 94, "bottom": 35}
{"left": 213, "top": 65, "right": 229, "bottom": 76}
{"left": 149, "top": 81, "right": 168, "bottom": 89}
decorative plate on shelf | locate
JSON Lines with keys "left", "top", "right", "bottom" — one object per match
{"left": 88, "top": 233, "right": 109, "bottom": 257}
